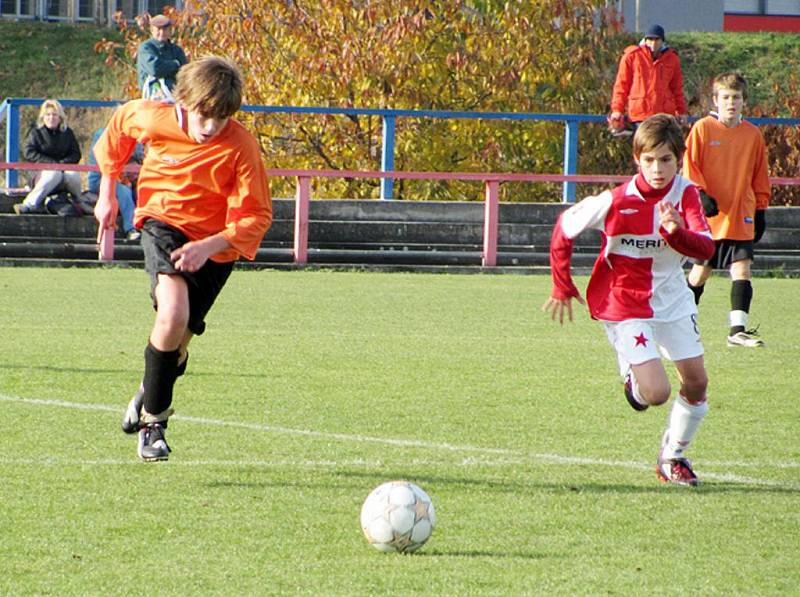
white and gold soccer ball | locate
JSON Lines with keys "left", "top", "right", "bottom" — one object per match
{"left": 360, "top": 481, "right": 436, "bottom": 553}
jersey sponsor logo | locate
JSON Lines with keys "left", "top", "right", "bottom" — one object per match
{"left": 620, "top": 237, "right": 667, "bottom": 250}
{"left": 160, "top": 155, "right": 180, "bottom": 165}
{"left": 619, "top": 208, "right": 639, "bottom": 215}
{"left": 710, "top": 140, "right": 722, "bottom": 146}
{"left": 744, "top": 216, "right": 753, "bottom": 223}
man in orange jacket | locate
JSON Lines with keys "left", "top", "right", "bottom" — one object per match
{"left": 609, "top": 25, "right": 688, "bottom": 135}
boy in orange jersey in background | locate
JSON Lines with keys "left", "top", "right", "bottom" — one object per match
{"left": 93, "top": 56, "right": 273, "bottom": 461}
{"left": 683, "top": 72, "right": 770, "bottom": 348}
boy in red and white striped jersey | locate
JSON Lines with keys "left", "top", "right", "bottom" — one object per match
{"left": 543, "top": 114, "right": 714, "bottom": 486}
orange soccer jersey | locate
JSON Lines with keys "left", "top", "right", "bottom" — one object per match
{"left": 94, "top": 99, "right": 272, "bottom": 262}
{"left": 683, "top": 116, "right": 770, "bottom": 241}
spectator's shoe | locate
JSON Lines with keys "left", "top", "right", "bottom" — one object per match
{"left": 656, "top": 432, "right": 699, "bottom": 486}
{"left": 75, "top": 197, "right": 96, "bottom": 215}
{"left": 727, "top": 329, "right": 765, "bottom": 348}
{"left": 121, "top": 385, "right": 144, "bottom": 434}
{"left": 623, "top": 372, "right": 648, "bottom": 412}
{"left": 138, "top": 423, "right": 171, "bottom": 462}
{"left": 126, "top": 229, "right": 141, "bottom": 241}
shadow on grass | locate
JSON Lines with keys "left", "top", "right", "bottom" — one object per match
{"left": 418, "top": 548, "right": 550, "bottom": 560}
{"left": 330, "top": 468, "right": 800, "bottom": 495}
{"left": 203, "top": 468, "right": 800, "bottom": 495}
{"left": 0, "top": 363, "right": 271, "bottom": 379}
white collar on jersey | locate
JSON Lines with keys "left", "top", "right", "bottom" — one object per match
{"left": 709, "top": 110, "right": 743, "bottom": 126}
{"left": 175, "top": 104, "right": 184, "bottom": 129}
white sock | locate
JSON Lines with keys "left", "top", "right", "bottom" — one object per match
{"left": 663, "top": 394, "right": 708, "bottom": 459}
{"left": 730, "top": 310, "right": 748, "bottom": 329}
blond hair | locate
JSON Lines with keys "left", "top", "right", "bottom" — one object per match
{"left": 173, "top": 56, "right": 243, "bottom": 119}
{"left": 712, "top": 72, "right": 748, "bottom": 101}
{"left": 632, "top": 114, "right": 685, "bottom": 161}
{"left": 37, "top": 99, "right": 68, "bottom": 131}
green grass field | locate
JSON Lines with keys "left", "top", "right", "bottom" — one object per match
{"left": 1, "top": 268, "right": 798, "bottom": 595}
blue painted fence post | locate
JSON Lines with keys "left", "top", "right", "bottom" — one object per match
{"left": 562, "top": 119, "right": 579, "bottom": 203}
{"left": 380, "top": 114, "right": 396, "bottom": 200}
{"left": 5, "top": 101, "right": 20, "bottom": 188}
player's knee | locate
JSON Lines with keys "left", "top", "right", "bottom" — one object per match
{"left": 681, "top": 373, "right": 708, "bottom": 403}
{"left": 641, "top": 382, "right": 671, "bottom": 406}
{"left": 155, "top": 302, "right": 190, "bottom": 335}
{"left": 730, "top": 259, "right": 752, "bottom": 280}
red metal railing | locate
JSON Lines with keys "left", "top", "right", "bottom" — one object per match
{"left": 3, "top": 161, "right": 799, "bottom": 265}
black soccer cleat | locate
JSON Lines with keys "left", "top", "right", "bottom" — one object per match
{"left": 121, "top": 385, "right": 144, "bottom": 434}
{"left": 176, "top": 351, "right": 189, "bottom": 377}
{"left": 623, "top": 373, "right": 648, "bottom": 411}
{"left": 138, "top": 423, "right": 171, "bottom": 462}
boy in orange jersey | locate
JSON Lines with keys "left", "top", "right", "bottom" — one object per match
{"left": 683, "top": 72, "right": 770, "bottom": 348}
{"left": 93, "top": 56, "right": 272, "bottom": 461}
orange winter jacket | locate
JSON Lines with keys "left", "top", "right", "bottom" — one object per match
{"left": 610, "top": 44, "right": 687, "bottom": 122}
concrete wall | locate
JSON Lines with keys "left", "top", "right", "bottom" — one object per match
{"left": 617, "top": 0, "right": 725, "bottom": 34}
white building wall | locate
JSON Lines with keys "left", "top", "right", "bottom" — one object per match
{"left": 616, "top": 0, "right": 725, "bottom": 33}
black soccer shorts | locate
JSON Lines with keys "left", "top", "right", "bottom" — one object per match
{"left": 691, "top": 239, "right": 754, "bottom": 270}
{"left": 141, "top": 219, "right": 234, "bottom": 336}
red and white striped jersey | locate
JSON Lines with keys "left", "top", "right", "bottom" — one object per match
{"left": 549, "top": 174, "right": 714, "bottom": 322}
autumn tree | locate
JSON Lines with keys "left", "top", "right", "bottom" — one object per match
{"left": 98, "top": 1, "right": 630, "bottom": 200}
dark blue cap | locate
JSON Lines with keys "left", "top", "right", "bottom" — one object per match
{"left": 645, "top": 24, "right": 665, "bottom": 40}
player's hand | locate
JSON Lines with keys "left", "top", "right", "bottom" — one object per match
{"left": 94, "top": 176, "right": 119, "bottom": 242}
{"left": 607, "top": 111, "right": 624, "bottom": 130}
{"left": 699, "top": 191, "right": 719, "bottom": 217}
{"left": 171, "top": 240, "right": 213, "bottom": 273}
{"left": 658, "top": 200, "right": 684, "bottom": 234}
{"left": 541, "top": 294, "right": 585, "bottom": 325}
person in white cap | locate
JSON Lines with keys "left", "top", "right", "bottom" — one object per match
{"left": 136, "top": 13, "right": 188, "bottom": 100}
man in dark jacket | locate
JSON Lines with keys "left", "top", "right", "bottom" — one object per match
{"left": 14, "top": 99, "right": 83, "bottom": 214}
{"left": 136, "top": 14, "right": 188, "bottom": 100}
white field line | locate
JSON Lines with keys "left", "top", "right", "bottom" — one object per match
{"left": 0, "top": 394, "right": 512, "bottom": 455}
{"left": 2, "top": 394, "right": 798, "bottom": 490}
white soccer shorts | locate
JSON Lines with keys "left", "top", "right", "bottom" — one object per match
{"left": 604, "top": 315, "right": 705, "bottom": 376}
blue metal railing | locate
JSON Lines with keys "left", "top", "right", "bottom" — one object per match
{"left": 4, "top": 97, "right": 800, "bottom": 202}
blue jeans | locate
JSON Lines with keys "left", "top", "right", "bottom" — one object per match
{"left": 115, "top": 183, "right": 136, "bottom": 233}
{"left": 89, "top": 181, "right": 136, "bottom": 233}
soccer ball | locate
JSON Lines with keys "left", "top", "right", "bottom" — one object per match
{"left": 360, "top": 481, "right": 436, "bottom": 553}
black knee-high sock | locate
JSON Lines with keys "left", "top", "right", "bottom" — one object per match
{"left": 688, "top": 282, "right": 705, "bottom": 305}
{"left": 142, "top": 343, "right": 180, "bottom": 416}
{"left": 730, "top": 279, "right": 753, "bottom": 334}
{"left": 176, "top": 351, "right": 189, "bottom": 377}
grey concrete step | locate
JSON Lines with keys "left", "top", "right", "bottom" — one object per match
{"left": 0, "top": 193, "right": 797, "bottom": 272}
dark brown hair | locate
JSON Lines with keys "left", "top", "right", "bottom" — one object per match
{"left": 632, "top": 113, "right": 685, "bottom": 161}
{"left": 173, "top": 56, "right": 243, "bottom": 119}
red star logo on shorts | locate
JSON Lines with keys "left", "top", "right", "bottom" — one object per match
{"left": 634, "top": 332, "right": 649, "bottom": 347}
